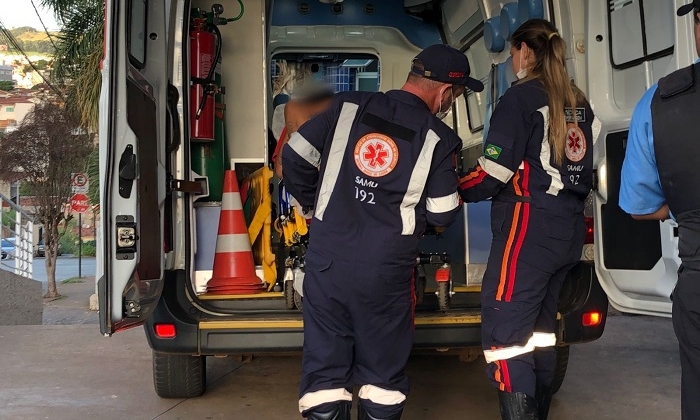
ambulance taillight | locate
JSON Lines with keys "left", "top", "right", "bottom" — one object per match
{"left": 582, "top": 311, "right": 602, "bottom": 327}
{"left": 154, "top": 324, "right": 177, "bottom": 339}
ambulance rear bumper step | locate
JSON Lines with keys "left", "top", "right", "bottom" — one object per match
{"left": 198, "top": 310, "right": 482, "bottom": 354}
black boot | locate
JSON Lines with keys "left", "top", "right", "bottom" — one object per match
{"left": 357, "top": 403, "right": 403, "bottom": 420}
{"left": 498, "top": 391, "right": 539, "bottom": 420}
{"left": 535, "top": 384, "right": 552, "bottom": 420}
{"left": 306, "top": 401, "right": 351, "bottom": 420}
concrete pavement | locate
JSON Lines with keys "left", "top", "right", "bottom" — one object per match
{"left": 0, "top": 314, "right": 681, "bottom": 420}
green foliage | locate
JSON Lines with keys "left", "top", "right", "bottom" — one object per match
{"left": 80, "top": 241, "right": 95, "bottom": 257}
{"left": 19, "top": 183, "right": 35, "bottom": 196}
{"left": 7, "top": 28, "right": 56, "bottom": 54}
{"left": 35, "top": 60, "right": 50, "bottom": 70}
{"left": 58, "top": 227, "right": 76, "bottom": 254}
{"left": 0, "top": 81, "right": 14, "bottom": 92}
{"left": 86, "top": 148, "right": 99, "bottom": 205}
{"left": 42, "top": 0, "right": 104, "bottom": 131}
{"left": 1, "top": 210, "right": 16, "bottom": 229}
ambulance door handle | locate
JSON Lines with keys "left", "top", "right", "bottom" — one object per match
{"left": 118, "top": 145, "right": 137, "bottom": 199}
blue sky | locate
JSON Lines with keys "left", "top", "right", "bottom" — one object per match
{"left": 3, "top": 0, "right": 60, "bottom": 31}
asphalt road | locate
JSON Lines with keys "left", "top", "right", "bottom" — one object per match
{"left": 0, "top": 256, "right": 96, "bottom": 283}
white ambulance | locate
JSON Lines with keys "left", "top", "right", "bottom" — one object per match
{"left": 98, "top": 0, "right": 693, "bottom": 398}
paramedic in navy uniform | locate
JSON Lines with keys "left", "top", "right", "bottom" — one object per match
{"left": 458, "top": 20, "right": 597, "bottom": 420}
{"left": 620, "top": 2, "right": 700, "bottom": 420}
{"left": 282, "top": 44, "right": 483, "bottom": 420}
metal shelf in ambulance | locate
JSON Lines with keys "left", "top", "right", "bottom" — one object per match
{"left": 98, "top": 0, "right": 619, "bottom": 399}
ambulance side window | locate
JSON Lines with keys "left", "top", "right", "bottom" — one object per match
{"left": 464, "top": 38, "right": 489, "bottom": 134}
{"left": 127, "top": 0, "right": 148, "bottom": 68}
{"left": 608, "top": 0, "right": 674, "bottom": 69}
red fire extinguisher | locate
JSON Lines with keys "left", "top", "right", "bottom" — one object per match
{"left": 190, "top": 17, "right": 220, "bottom": 142}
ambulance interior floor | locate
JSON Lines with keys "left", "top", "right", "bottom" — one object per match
{"left": 0, "top": 314, "right": 679, "bottom": 420}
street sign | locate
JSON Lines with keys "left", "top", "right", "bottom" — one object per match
{"left": 70, "top": 193, "right": 90, "bottom": 213}
{"left": 71, "top": 172, "right": 89, "bottom": 194}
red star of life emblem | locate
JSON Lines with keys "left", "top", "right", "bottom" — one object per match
{"left": 363, "top": 142, "right": 389, "bottom": 168}
{"left": 568, "top": 131, "right": 582, "bottom": 152}
{"left": 354, "top": 133, "right": 399, "bottom": 178}
{"left": 565, "top": 125, "right": 586, "bottom": 163}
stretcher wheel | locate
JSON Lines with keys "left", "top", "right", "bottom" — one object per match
{"left": 415, "top": 275, "right": 427, "bottom": 305}
{"left": 294, "top": 289, "right": 303, "bottom": 311}
{"left": 284, "top": 279, "right": 296, "bottom": 310}
{"left": 437, "top": 282, "right": 450, "bottom": 311}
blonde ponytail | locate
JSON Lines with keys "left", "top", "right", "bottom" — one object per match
{"left": 511, "top": 19, "right": 588, "bottom": 166}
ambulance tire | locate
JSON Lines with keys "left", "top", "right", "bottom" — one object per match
{"left": 437, "top": 282, "right": 450, "bottom": 311}
{"left": 551, "top": 345, "right": 570, "bottom": 395}
{"left": 153, "top": 351, "right": 206, "bottom": 398}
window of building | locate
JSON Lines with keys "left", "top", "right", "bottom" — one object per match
{"left": 6, "top": 107, "right": 14, "bottom": 112}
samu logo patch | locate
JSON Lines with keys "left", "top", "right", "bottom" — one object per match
{"left": 485, "top": 144, "right": 502, "bottom": 160}
{"left": 354, "top": 133, "right": 399, "bottom": 178}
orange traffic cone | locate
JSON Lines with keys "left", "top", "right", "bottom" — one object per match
{"left": 207, "top": 169, "right": 265, "bottom": 295}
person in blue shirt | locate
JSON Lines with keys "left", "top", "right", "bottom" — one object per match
{"left": 620, "top": 2, "right": 700, "bottom": 420}
{"left": 283, "top": 44, "right": 483, "bottom": 420}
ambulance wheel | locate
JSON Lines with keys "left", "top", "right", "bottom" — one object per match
{"left": 294, "top": 290, "right": 303, "bottom": 311}
{"left": 415, "top": 276, "right": 427, "bottom": 305}
{"left": 551, "top": 345, "right": 570, "bottom": 395}
{"left": 284, "top": 280, "right": 295, "bottom": 310}
{"left": 437, "top": 282, "right": 450, "bottom": 311}
{"left": 153, "top": 351, "right": 206, "bottom": 398}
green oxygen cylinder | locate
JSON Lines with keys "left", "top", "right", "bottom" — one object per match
{"left": 192, "top": 69, "right": 227, "bottom": 202}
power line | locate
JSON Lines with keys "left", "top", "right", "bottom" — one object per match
{"left": 30, "top": 0, "right": 58, "bottom": 52}
{"left": 0, "top": 18, "right": 63, "bottom": 98}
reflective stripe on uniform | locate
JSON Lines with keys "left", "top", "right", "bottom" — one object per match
{"left": 315, "top": 102, "right": 359, "bottom": 221}
{"left": 482, "top": 332, "right": 557, "bottom": 363}
{"left": 288, "top": 132, "right": 322, "bottom": 168}
{"left": 358, "top": 385, "right": 406, "bottom": 406}
{"left": 426, "top": 191, "right": 460, "bottom": 214}
{"left": 478, "top": 155, "right": 514, "bottom": 184}
{"left": 537, "top": 106, "right": 564, "bottom": 196}
{"left": 400, "top": 129, "right": 441, "bottom": 235}
{"left": 299, "top": 388, "right": 353, "bottom": 413}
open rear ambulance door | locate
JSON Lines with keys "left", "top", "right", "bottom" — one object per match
{"left": 98, "top": 0, "right": 170, "bottom": 335}
{"left": 588, "top": 0, "right": 688, "bottom": 318}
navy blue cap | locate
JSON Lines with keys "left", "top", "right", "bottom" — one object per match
{"left": 411, "top": 44, "right": 484, "bottom": 92}
{"left": 677, "top": 0, "right": 700, "bottom": 16}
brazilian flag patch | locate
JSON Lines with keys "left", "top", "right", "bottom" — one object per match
{"left": 485, "top": 144, "right": 502, "bottom": 160}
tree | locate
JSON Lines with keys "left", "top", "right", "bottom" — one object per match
{"left": 0, "top": 102, "right": 93, "bottom": 298}
{"left": 0, "top": 81, "right": 14, "bottom": 91}
{"left": 42, "top": 0, "right": 104, "bottom": 131}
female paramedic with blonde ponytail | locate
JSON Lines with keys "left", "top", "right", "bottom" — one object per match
{"left": 458, "top": 19, "right": 598, "bottom": 420}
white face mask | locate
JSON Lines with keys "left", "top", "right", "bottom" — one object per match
{"left": 435, "top": 87, "right": 454, "bottom": 120}
{"left": 516, "top": 48, "right": 529, "bottom": 80}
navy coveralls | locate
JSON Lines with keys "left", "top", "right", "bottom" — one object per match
{"left": 459, "top": 79, "right": 596, "bottom": 398}
{"left": 282, "top": 90, "right": 462, "bottom": 418}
